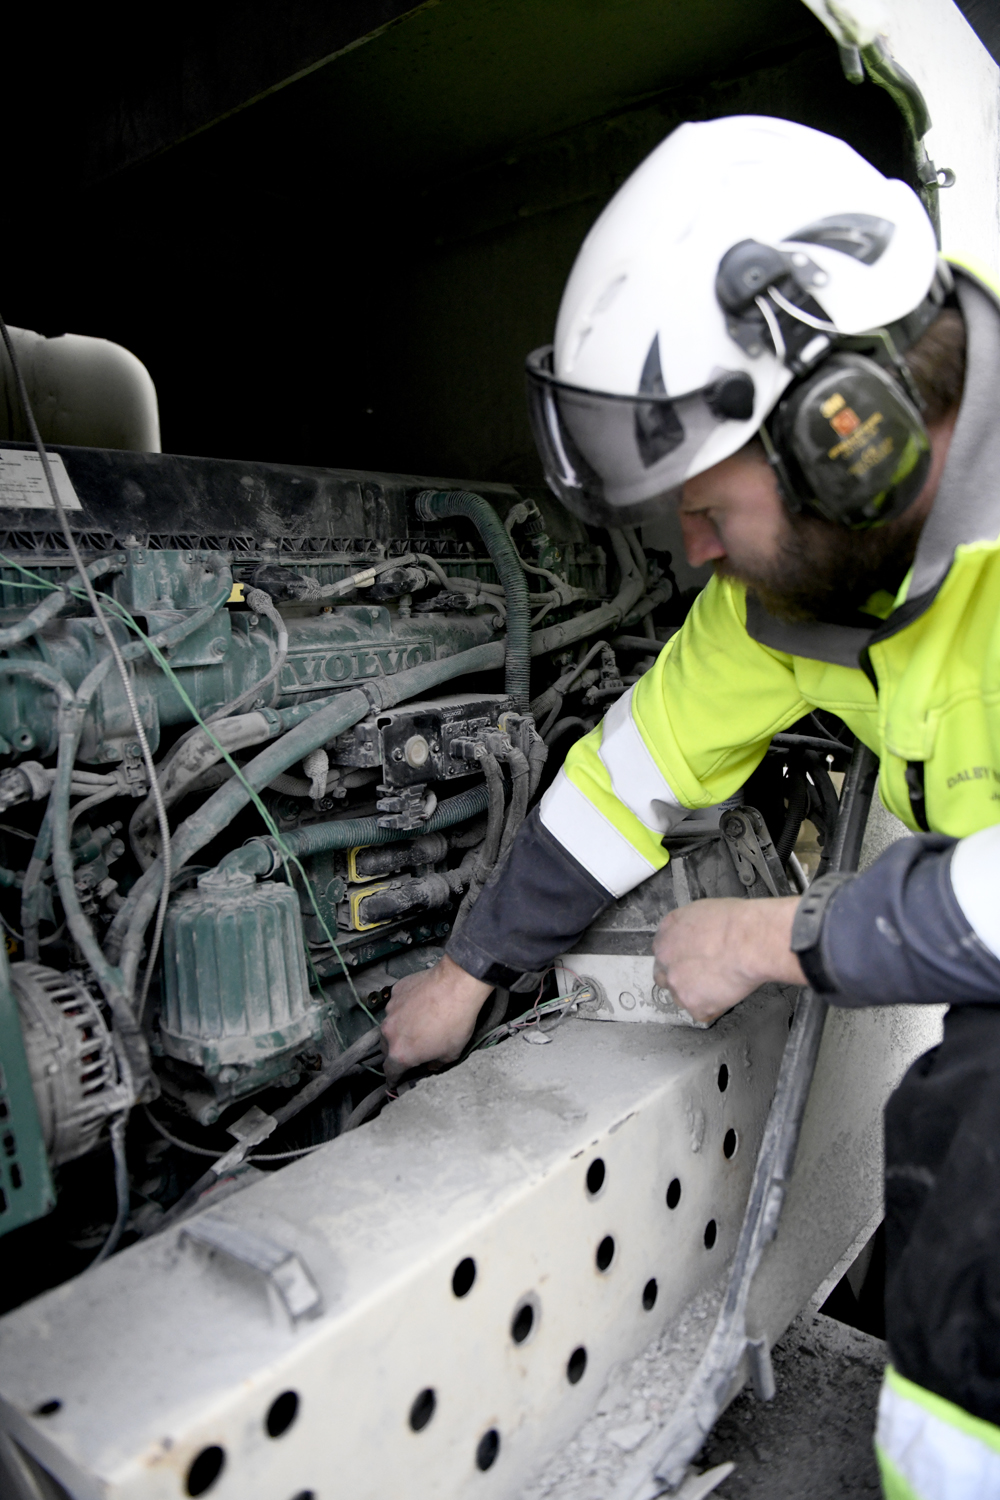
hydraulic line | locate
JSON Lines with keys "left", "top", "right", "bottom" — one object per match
{"left": 129, "top": 709, "right": 283, "bottom": 869}
{"left": 153, "top": 1025, "right": 383, "bottom": 1233}
{"left": 86, "top": 1112, "right": 130, "bottom": 1269}
{"left": 204, "top": 586, "right": 287, "bottom": 723}
{"left": 0, "top": 311, "right": 175, "bottom": 1030}
{"left": 219, "top": 782, "right": 492, "bottom": 876}
{"left": 496, "top": 746, "right": 529, "bottom": 863}
{"left": 415, "top": 490, "right": 530, "bottom": 710}
{"left": 775, "top": 760, "right": 810, "bottom": 866}
{"left": 451, "top": 750, "right": 505, "bottom": 927}
{"left": 0, "top": 555, "right": 122, "bottom": 648}
{"left": 107, "top": 640, "right": 506, "bottom": 993}
{"left": 530, "top": 531, "right": 645, "bottom": 657}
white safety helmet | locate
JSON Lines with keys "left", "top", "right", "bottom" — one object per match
{"left": 526, "top": 114, "right": 942, "bottom": 527}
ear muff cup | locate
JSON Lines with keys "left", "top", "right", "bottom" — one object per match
{"left": 768, "top": 353, "right": 931, "bottom": 528}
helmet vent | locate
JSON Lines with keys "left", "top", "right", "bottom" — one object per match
{"left": 638, "top": 334, "right": 667, "bottom": 396}
{"left": 784, "top": 213, "right": 895, "bottom": 265}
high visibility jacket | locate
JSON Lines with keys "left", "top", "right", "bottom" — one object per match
{"left": 444, "top": 265, "right": 1000, "bottom": 1494}
{"left": 449, "top": 263, "right": 1000, "bottom": 1005}
{"left": 531, "top": 264, "right": 1000, "bottom": 975}
{"left": 877, "top": 1367, "right": 1000, "bottom": 1500}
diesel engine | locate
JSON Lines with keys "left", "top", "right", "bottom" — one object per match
{"left": 0, "top": 439, "right": 684, "bottom": 1289}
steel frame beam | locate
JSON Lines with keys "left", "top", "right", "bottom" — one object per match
{"left": 0, "top": 985, "right": 941, "bottom": 1500}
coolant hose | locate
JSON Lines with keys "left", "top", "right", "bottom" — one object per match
{"left": 219, "top": 782, "right": 491, "bottom": 876}
{"left": 415, "top": 490, "right": 530, "bottom": 711}
{"left": 107, "top": 640, "right": 506, "bottom": 991}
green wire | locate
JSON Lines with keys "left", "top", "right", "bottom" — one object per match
{"left": 0, "top": 552, "right": 377, "bottom": 1029}
{"left": 96, "top": 592, "right": 379, "bottom": 1027}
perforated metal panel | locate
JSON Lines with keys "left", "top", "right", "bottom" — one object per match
{"left": 0, "top": 991, "right": 943, "bottom": 1500}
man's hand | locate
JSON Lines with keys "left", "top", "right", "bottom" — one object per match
{"left": 381, "top": 954, "right": 492, "bottom": 1086}
{"left": 652, "top": 896, "right": 805, "bottom": 1025}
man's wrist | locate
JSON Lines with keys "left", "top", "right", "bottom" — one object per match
{"left": 438, "top": 955, "right": 493, "bottom": 1012}
{"left": 740, "top": 896, "right": 807, "bottom": 988}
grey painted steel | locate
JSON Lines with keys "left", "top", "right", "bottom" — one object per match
{"left": 0, "top": 981, "right": 940, "bottom": 1500}
{"left": 615, "top": 744, "right": 879, "bottom": 1497}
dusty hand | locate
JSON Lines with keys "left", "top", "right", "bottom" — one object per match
{"left": 381, "top": 954, "right": 492, "bottom": 1086}
{"left": 652, "top": 896, "right": 805, "bottom": 1025}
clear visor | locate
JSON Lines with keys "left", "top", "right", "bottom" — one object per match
{"left": 526, "top": 345, "right": 734, "bottom": 528}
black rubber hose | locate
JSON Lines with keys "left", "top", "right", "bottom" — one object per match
{"left": 106, "top": 639, "right": 505, "bottom": 986}
{"left": 806, "top": 750, "right": 845, "bottom": 877}
{"left": 415, "top": 490, "right": 530, "bottom": 710}
{"left": 775, "top": 761, "right": 810, "bottom": 865}
{"left": 221, "top": 781, "right": 492, "bottom": 876}
{"left": 451, "top": 751, "right": 505, "bottom": 929}
{"left": 153, "top": 1026, "right": 382, "bottom": 1232}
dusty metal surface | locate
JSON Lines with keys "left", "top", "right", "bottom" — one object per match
{"left": 0, "top": 958, "right": 940, "bottom": 1500}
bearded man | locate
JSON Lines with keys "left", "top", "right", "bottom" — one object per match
{"left": 383, "top": 115, "right": 1000, "bottom": 1498}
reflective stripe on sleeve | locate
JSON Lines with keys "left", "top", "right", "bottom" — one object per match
{"left": 949, "top": 825, "right": 1000, "bottom": 961}
{"left": 598, "top": 686, "right": 687, "bottom": 837}
{"left": 539, "top": 766, "right": 659, "bottom": 897}
{"left": 876, "top": 1366, "right": 1000, "bottom": 1500}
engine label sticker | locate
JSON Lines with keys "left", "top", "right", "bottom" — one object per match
{"left": 281, "top": 641, "right": 433, "bottom": 690}
{"left": 0, "top": 449, "right": 83, "bottom": 510}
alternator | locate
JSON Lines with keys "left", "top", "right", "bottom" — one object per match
{"left": 13, "top": 964, "right": 129, "bottom": 1166}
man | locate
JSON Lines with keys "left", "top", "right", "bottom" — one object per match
{"left": 383, "top": 115, "right": 1000, "bottom": 1496}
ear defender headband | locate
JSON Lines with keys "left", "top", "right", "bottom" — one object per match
{"left": 715, "top": 231, "right": 946, "bottom": 528}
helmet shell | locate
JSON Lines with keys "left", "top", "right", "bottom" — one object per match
{"left": 552, "top": 115, "right": 939, "bottom": 490}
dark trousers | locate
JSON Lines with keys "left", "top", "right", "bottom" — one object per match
{"left": 884, "top": 1003, "right": 1000, "bottom": 1425}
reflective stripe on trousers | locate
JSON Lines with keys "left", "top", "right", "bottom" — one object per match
{"left": 876, "top": 1366, "right": 1000, "bottom": 1499}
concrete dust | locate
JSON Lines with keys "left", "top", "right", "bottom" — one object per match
{"left": 526, "top": 1309, "right": 885, "bottom": 1500}
{"left": 701, "top": 1313, "right": 885, "bottom": 1498}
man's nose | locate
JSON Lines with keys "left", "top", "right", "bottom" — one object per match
{"left": 679, "top": 511, "right": 726, "bottom": 567}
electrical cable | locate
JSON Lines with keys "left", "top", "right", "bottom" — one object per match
{"left": 143, "top": 1106, "right": 325, "bottom": 1161}
{"left": 203, "top": 586, "right": 287, "bottom": 723}
{"left": 151, "top": 1026, "right": 382, "bottom": 1233}
{"left": 86, "top": 1111, "right": 130, "bottom": 1269}
{"left": 0, "top": 313, "right": 173, "bottom": 1022}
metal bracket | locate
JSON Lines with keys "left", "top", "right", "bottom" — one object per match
{"left": 746, "top": 1336, "right": 776, "bottom": 1402}
{"left": 181, "top": 1214, "right": 323, "bottom": 1324}
{"left": 720, "top": 806, "right": 790, "bottom": 898}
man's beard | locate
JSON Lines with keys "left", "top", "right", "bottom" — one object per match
{"left": 717, "top": 506, "right": 926, "bottom": 625}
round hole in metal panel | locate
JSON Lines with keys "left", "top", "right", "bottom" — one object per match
{"left": 186, "top": 1445, "right": 225, "bottom": 1497}
{"left": 33, "top": 1400, "right": 61, "bottom": 1417}
{"left": 409, "top": 1388, "right": 436, "bottom": 1432}
{"left": 723, "top": 1128, "right": 738, "bottom": 1159}
{"left": 567, "top": 1346, "right": 587, "bottom": 1384}
{"left": 290, "top": 1493, "right": 315, "bottom": 1500}
{"left": 511, "top": 1292, "right": 539, "bottom": 1345}
{"left": 476, "top": 1429, "right": 500, "bottom": 1471}
{"left": 596, "top": 1235, "right": 615, "bottom": 1272}
{"left": 266, "top": 1390, "right": 299, "bottom": 1439}
{"left": 642, "top": 1278, "right": 658, "bottom": 1311}
{"left": 704, "top": 1219, "right": 718, "bottom": 1249}
{"left": 452, "top": 1256, "right": 476, "bottom": 1297}
{"left": 666, "top": 1178, "right": 682, "bottom": 1210}
{"left": 586, "top": 1157, "right": 606, "bottom": 1196}
{"left": 717, "top": 1063, "right": 729, "bottom": 1092}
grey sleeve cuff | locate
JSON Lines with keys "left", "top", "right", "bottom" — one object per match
{"left": 793, "top": 833, "right": 1000, "bottom": 1007}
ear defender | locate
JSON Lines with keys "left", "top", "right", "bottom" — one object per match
{"left": 766, "top": 353, "right": 931, "bottom": 528}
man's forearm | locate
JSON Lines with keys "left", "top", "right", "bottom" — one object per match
{"left": 446, "top": 805, "right": 615, "bottom": 984}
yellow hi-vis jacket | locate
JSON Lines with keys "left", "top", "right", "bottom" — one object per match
{"left": 539, "top": 265, "right": 1000, "bottom": 967}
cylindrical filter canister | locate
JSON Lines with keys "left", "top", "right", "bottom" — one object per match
{"left": 161, "top": 869, "right": 319, "bottom": 1074}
